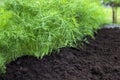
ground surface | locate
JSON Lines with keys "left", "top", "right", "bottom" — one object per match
{"left": 103, "top": 24, "right": 120, "bottom": 28}
{"left": 0, "top": 28, "right": 120, "bottom": 80}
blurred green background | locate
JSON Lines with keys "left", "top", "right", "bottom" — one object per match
{"left": 105, "top": 7, "right": 120, "bottom": 24}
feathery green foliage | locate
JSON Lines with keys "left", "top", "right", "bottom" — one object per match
{"left": 0, "top": 0, "right": 105, "bottom": 73}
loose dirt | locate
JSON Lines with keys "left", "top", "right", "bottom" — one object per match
{"left": 0, "top": 28, "right": 120, "bottom": 80}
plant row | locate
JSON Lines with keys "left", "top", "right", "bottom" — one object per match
{"left": 0, "top": 0, "right": 106, "bottom": 73}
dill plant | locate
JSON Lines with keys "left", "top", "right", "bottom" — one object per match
{"left": 0, "top": 0, "right": 106, "bottom": 73}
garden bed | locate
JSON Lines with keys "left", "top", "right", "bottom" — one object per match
{"left": 0, "top": 28, "right": 120, "bottom": 80}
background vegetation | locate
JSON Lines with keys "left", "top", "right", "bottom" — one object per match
{"left": 0, "top": 0, "right": 106, "bottom": 73}
{"left": 105, "top": 7, "right": 120, "bottom": 24}
{"left": 103, "top": 0, "right": 120, "bottom": 24}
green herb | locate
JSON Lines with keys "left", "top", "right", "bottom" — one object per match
{"left": 0, "top": 0, "right": 106, "bottom": 73}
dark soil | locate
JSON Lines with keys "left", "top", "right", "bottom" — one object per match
{"left": 0, "top": 28, "right": 120, "bottom": 80}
